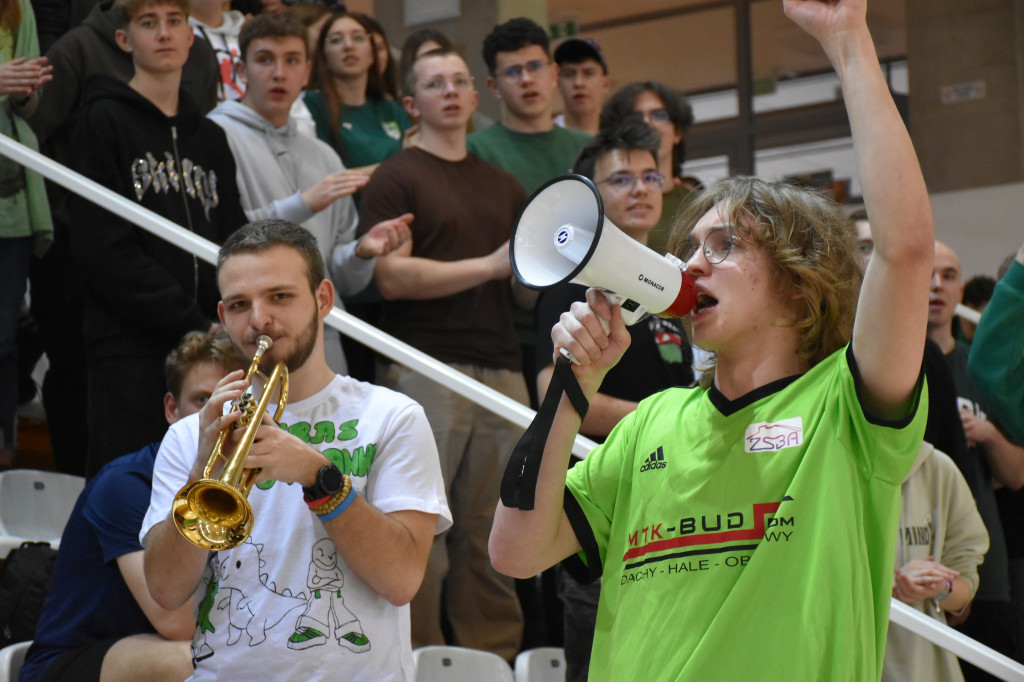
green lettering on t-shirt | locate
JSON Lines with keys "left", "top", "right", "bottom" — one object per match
{"left": 310, "top": 420, "right": 335, "bottom": 444}
{"left": 286, "top": 421, "right": 311, "bottom": 442}
{"left": 251, "top": 420, "right": 368, "bottom": 487}
{"left": 352, "top": 444, "right": 375, "bottom": 476}
{"left": 323, "top": 443, "right": 376, "bottom": 477}
{"left": 337, "top": 419, "right": 359, "bottom": 441}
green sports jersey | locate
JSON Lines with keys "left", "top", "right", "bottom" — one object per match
{"left": 564, "top": 345, "right": 926, "bottom": 681}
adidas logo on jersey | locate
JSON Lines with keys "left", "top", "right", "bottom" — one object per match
{"left": 640, "top": 445, "right": 666, "bottom": 472}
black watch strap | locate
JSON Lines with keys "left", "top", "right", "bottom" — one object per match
{"left": 303, "top": 464, "right": 343, "bottom": 500}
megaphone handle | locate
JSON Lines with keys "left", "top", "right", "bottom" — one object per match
{"left": 557, "top": 295, "right": 613, "bottom": 366}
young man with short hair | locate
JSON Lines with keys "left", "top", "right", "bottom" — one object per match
{"left": 468, "top": 17, "right": 592, "bottom": 408}
{"left": 491, "top": 0, "right": 938, "bottom": 678}
{"left": 552, "top": 37, "right": 609, "bottom": 136}
{"left": 141, "top": 220, "right": 450, "bottom": 678}
{"left": 20, "top": 330, "right": 247, "bottom": 682}
{"left": 360, "top": 48, "right": 531, "bottom": 661}
{"left": 536, "top": 121, "right": 693, "bottom": 440}
{"left": 208, "top": 13, "right": 412, "bottom": 374}
{"left": 69, "top": 0, "right": 247, "bottom": 478}
{"left": 24, "top": 0, "right": 219, "bottom": 476}
{"left": 467, "top": 17, "right": 590, "bottom": 196}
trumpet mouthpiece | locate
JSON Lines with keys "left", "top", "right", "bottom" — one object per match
{"left": 256, "top": 335, "right": 273, "bottom": 353}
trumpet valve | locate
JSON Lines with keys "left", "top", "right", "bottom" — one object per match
{"left": 232, "top": 392, "right": 258, "bottom": 429}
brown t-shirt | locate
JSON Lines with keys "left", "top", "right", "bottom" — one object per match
{"left": 359, "top": 147, "right": 526, "bottom": 371}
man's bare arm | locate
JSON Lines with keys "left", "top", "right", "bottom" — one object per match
{"left": 375, "top": 239, "right": 512, "bottom": 301}
{"left": 118, "top": 550, "right": 196, "bottom": 640}
{"left": 786, "top": 0, "right": 934, "bottom": 418}
{"left": 491, "top": 293, "right": 629, "bottom": 578}
{"left": 537, "top": 364, "right": 638, "bottom": 438}
{"left": 324, "top": 504, "right": 438, "bottom": 606}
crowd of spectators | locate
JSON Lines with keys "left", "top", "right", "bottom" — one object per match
{"left": 2, "top": 0, "right": 1023, "bottom": 680}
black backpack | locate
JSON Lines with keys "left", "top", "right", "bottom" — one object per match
{"left": 0, "top": 541, "right": 57, "bottom": 648}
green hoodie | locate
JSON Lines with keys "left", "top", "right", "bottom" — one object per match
{"left": 968, "top": 259, "right": 1024, "bottom": 444}
{"left": 0, "top": 0, "right": 53, "bottom": 255}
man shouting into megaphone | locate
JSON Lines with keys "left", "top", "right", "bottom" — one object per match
{"left": 490, "top": 1, "right": 934, "bottom": 680}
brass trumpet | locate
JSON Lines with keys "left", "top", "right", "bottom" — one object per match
{"left": 172, "top": 334, "right": 288, "bottom": 551}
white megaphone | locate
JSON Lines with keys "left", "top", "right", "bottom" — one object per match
{"left": 511, "top": 174, "right": 698, "bottom": 327}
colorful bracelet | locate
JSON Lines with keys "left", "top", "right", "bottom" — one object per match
{"left": 310, "top": 475, "right": 352, "bottom": 515}
{"left": 317, "top": 486, "right": 357, "bottom": 523}
{"left": 304, "top": 493, "right": 332, "bottom": 509}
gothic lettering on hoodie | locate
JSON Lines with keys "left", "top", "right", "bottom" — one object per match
{"left": 131, "top": 151, "right": 221, "bottom": 220}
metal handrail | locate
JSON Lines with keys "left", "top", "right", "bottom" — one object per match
{"left": 0, "top": 134, "right": 597, "bottom": 459}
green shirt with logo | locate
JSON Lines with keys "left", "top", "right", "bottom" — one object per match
{"left": 564, "top": 345, "right": 926, "bottom": 681}
{"left": 304, "top": 93, "right": 411, "bottom": 171}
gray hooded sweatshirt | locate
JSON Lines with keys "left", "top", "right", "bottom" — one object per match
{"left": 209, "top": 100, "right": 377, "bottom": 373}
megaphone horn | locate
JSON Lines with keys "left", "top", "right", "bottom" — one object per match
{"left": 511, "top": 174, "right": 697, "bottom": 325}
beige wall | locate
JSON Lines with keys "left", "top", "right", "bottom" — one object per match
{"left": 907, "top": 0, "right": 1024, "bottom": 193}
{"left": 346, "top": 0, "right": 374, "bottom": 15}
{"left": 930, "top": 182, "right": 1024, "bottom": 280}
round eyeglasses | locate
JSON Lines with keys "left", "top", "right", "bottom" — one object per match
{"left": 595, "top": 171, "right": 664, "bottom": 192}
{"left": 497, "top": 59, "right": 549, "bottom": 83}
{"left": 419, "top": 74, "right": 474, "bottom": 95}
{"left": 679, "top": 227, "right": 743, "bottom": 264}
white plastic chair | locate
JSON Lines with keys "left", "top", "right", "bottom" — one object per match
{"left": 0, "top": 640, "right": 31, "bottom": 682}
{"left": 514, "top": 647, "right": 566, "bottom": 682}
{"left": 0, "top": 470, "right": 85, "bottom": 556}
{"left": 413, "top": 645, "right": 514, "bottom": 682}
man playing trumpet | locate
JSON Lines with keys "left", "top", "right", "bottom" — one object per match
{"left": 141, "top": 220, "right": 450, "bottom": 680}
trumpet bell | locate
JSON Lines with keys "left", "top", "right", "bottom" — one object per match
{"left": 170, "top": 334, "right": 285, "bottom": 552}
{"left": 172, "top": 479, "right": 254, "bottom": 551}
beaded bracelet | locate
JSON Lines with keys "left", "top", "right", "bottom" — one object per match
{"left": 317, "top": 487, "right": 357, "bottom": 523}
{"left": 310, "top": 474, "right": 352, "bottom": 516}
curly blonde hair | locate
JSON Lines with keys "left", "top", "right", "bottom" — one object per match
{"left": 164, "top": 329, "right": 247, "bottom": 401}
{"left": 667, "top": 176, "right": 861, "bottom": 387}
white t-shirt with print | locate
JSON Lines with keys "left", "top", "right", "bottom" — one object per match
{"left": 141, "top": 374, "right": 451, "bottom": 681}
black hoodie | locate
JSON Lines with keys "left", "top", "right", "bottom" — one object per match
{"left": 28, "top": 0, "right": 219, "bottom": 237}
{"left": 30, "top": 0, "right": 218, "bottom": 153}
{"left": 69, "top": 75, "right": 246, "bottom": 359}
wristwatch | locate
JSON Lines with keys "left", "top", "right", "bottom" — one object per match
{"left": 303, "top": 463, "right": 344, "bottom": 501}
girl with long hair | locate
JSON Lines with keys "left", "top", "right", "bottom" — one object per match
{"left": 304, "top": 11, "right": 409, "bottom": 175}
